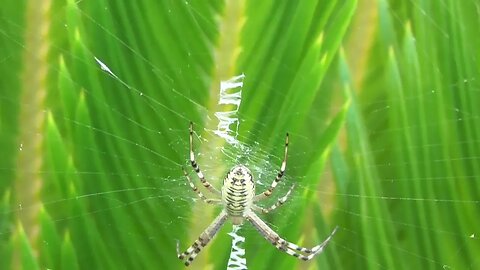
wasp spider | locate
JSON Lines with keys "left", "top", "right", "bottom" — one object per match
{"left": 176, "top": 122, "right": 337, "bottom": 266}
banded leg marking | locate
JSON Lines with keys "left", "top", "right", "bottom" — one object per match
{"left": 189, "top": 122, "right": 220, "bottom": 195}
{"left": 182, "top": 167, "right": 221, "bottom": 204}
{"left": 177, "top": 211, "right": 228, "bottom": 266}
{"left": 246, "top": 212, "right": 337, "bottom": 261}
{"left": 252, "top": 184, "right": 295, "bottom": 214}
{"left": 255, "top": 133, "right": 289, "bottom": 201}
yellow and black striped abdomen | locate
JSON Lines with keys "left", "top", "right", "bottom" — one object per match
{"left": 222, "top": 165, "right": 255, "bottom": 224}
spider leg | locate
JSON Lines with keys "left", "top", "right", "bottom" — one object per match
{"left": 182, "top": 167, "right": 221, "bottom": 204}
{"left": 246, "top": 212, "right": 337, "bottom": 261}
{"left": 177, "top": 210, "right": 228, "bottom": 266}
{"left": 189, "top": 122, "right": 221, "bottom": 195}
{"left": 252, "top": 184, "right": 295, "bottom": 214}
{"left": 254, "top": 133, "right": 289, "bottom": 201}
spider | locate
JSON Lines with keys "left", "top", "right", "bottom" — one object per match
{"left": 176, "top": 122, "right": 338, "bottom": 266}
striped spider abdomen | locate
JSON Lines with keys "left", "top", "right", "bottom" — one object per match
{"left": 222, "top": 165, "right": 255, "bottom": 225}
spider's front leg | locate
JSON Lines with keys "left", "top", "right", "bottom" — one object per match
{"left": 255, "top": 133, "right": 289, "bottom": 201}
{"left": 176, "top": 210, "right": 228, "bottom": 266}
{"left": 188, "top": 122, "right": 221, "bottom": 195}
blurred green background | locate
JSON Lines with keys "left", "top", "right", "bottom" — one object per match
{"left": 1, "top": 0, "right": 479, "bottom": 269}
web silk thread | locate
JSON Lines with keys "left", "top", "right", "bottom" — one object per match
{"left": 227, "top": 225, "right": 248, "bottom": 270}
{"left": 214, "top": 74, "right": 245, "bottom": 146}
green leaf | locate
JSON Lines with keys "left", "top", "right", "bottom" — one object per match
{"left": 2, "top": 0, "right": 479, "bottom": 269}
{"left": 61, "top": 231, "right": 79, "bottom": 270}
{"left": 12, "top": 223, "right": 40, "bottom": 270}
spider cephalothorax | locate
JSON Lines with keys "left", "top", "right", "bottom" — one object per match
{"left": 176, "top": 122, "right": 337, "bottom": 266}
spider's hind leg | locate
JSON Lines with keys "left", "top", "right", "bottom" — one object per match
{"left": 176, "top": 210, "right": 229, "bottom": 266}
{"left": 282, "top": 226, "right": 338, "bottom": 260}
{"left": 246, "top": 211, "right": 337, "bottom": 261}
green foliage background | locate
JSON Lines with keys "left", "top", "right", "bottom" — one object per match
{"left": 1, "top": 0, "right": 479, "bottom": 269}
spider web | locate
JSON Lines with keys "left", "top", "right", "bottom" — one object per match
{"left": 0, "top": 1, "right": 480, "bottom": 270}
